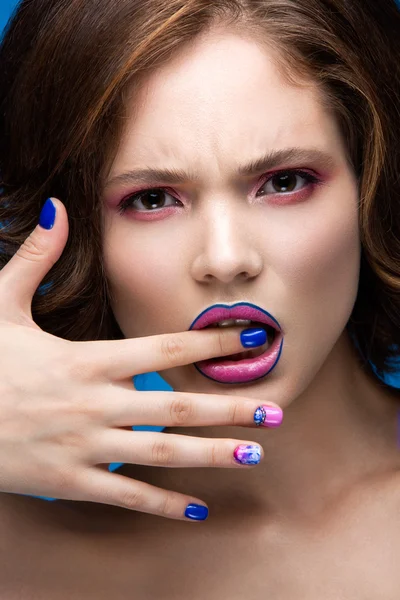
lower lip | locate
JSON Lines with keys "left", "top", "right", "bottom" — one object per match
{"left": 194, "top": 331, "right": 284, "bottom": 384}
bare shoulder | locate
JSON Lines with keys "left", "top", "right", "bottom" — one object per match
{"left": 319, "top": 467, "right": 400, "bottom": 553}
{"left": 380, "top": 468, "right": 400, "bottom": 514}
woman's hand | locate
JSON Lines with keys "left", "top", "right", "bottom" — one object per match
{"left": 0, "top": 198, "right": 282, "bottom": 520}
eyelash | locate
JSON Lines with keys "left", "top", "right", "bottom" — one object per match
{"left": 116, "top": 169, "right": 323, "bottom": 215}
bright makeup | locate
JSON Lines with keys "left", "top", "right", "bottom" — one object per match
{"left": 189, "top": 302, "right": 284, "bottom": 384}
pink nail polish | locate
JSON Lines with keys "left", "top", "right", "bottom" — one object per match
{"left": 254, "top": 405, "right": 283, "bottom": 428}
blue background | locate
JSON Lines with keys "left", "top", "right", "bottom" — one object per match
{"left": 0, "top": 0, "right": 19, "bottom": 32}
{"left": 1, "top": 0, "right": 400, "bottom": 501}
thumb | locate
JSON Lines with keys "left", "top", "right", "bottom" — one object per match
{"left": 0, "top": 198, "right": 69, "bottom": 315}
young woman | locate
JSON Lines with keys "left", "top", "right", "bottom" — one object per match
{"left": 1, "top": 0, "right": 400, "bottom": 597}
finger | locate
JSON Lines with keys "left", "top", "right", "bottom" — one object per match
{"left": 90, "top": 431, "right": 264, "bottom": 469}
{"left": 101, "top": 389, "right": 282, "bottom": 429}
{"left": 75, "top": 327, "right": 267, "bottom": 380}
{"left": 76, "top": 467, "right": 209, "bottom": 521}
{"left": 0, "top": 198, "right": 69, "bottom": 316}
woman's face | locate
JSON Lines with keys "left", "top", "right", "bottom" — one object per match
{"left": 102, "top": 30, "right": 361, "bottom": 407}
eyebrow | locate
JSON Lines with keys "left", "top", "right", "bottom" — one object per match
{"left": 104, "top": 147, "right": 336, "bottom": 189}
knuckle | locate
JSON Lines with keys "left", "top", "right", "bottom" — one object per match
{"left": 119, "top": 487, "right": 145, "bottom": 510}
{"left": 160, "top": 336, "right": 185, "bottom": 363}
{"left": 65, "top": 348, "right": 96, "bottom": 382}
{"left": 53, "top": 429, "right": 88, "bottom": 453}
{"left": 49, "top": 389, "right": 104, "bottom": 429}
{"left": 169, "top": 396, "right": 194, "bottom": 425}
{"left": 227, "top": 400, "right": 243, "bottom": 426}
{"left": 207, "top": 441, "right": 224, "bottom": 468}
{"left": 157, "top": 491, "right": 176, "bottom": 517}
{"left": 151, "top": 440, "right": 175, "bottom": 466}
{"left": 70, "top": 396, "right": 105, "bottom": 424}
{"left": 52, "top": 466, "right": 78, "bottom": 493}
{"left": 216, "top": 329, "right": 230, "bottom": 356}
{"left": 16, "top": 234, "right": 47, "bottom": 263}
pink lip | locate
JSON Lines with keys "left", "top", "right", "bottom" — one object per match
{"left": 195, "top": 332, "right": 283, "bottom": 384}
{"left": 188, "top": 302, "right": 283, "bottom": 384}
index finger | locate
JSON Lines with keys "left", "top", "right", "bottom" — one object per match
{"left": 74, "top": 327, "right": 260, "bottom": 380}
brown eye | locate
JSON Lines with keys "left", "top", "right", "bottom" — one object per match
{"left": 118, "top": 188, "right": 181, "bottom": 214}
{"left": 255, "top": 170, "right": 319, "bottom": 199}
{"left": 140, "top": 190, "right": 168, "bottom": 210}
{"left": 270, "top": 172, "right": 298, "bottom": 193}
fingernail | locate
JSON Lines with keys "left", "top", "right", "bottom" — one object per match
{"left": 185, "top": 503, "right": 209, "bottom": 521}
{"left": 240, "top": 328, "right": 267, "bottom": 348}
{"left": 233, "top": 444, "right": 262, "bottom": 465}
{"left": 254, "top": 405, "right": 283, "bottom": 428}
{"left": 39, "top": 198, "right": 56, "bottom": 230}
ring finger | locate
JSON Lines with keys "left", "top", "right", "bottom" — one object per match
{"left": 90, "top": 430, "right": 264, "bottom": 468}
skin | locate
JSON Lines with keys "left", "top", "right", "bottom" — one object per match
{"left": 1, "top": 26, "right": 400, "bottom": 600}
{"left": 102, "top": 27, "right": 400, "bottom": 525}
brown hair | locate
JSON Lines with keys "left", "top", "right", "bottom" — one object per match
{"left": 1, "top": 0, "right": 400, "bottom": 380}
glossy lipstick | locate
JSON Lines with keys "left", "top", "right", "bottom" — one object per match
{"left": 189, "top": 302, "right": 284, "bottom": 384}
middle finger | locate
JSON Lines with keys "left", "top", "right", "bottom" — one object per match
{"left": 100, "top": 389, "right": 283, "bottom": 429}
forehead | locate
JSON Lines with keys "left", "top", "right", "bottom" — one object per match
{"left": 112, "top": 32, "right": 343, "bottom": 174}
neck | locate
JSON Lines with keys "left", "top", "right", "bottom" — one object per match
{"left": 163, "top": 332, "right": 400, "bottom": 524}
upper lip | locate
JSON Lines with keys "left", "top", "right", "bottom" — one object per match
{"left": 189, "top": 302, "right": 281, "bottom": 332}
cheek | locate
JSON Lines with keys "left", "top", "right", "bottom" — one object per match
{"left": 278, "top": 211, "right": 359, "bottom": 293}
{"left": 271, "top": 189, "right": 360, "bottom": 339}
{"left": 103, "top": 226, "right": 183, "bottom": 336}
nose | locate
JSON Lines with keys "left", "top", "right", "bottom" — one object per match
{"left": 190, "top": 205, "right": 263, "bottom": 284}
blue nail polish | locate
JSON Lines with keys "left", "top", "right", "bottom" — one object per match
{"left": 240, "top": 327, "right": 267, "bottom": 348}
{"left": 39, "top": 198, "right": 56, "bottom": 230}
{"left": 185, "top": 503, "right": 209, "bottom": 521}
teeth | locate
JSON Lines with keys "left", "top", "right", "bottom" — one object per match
{"left": 214, "top": 319, "right": 253, "bottom": 328}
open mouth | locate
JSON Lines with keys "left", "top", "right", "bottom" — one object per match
{"left": 189, "top": 303, "right": 283, "bottom": 384}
